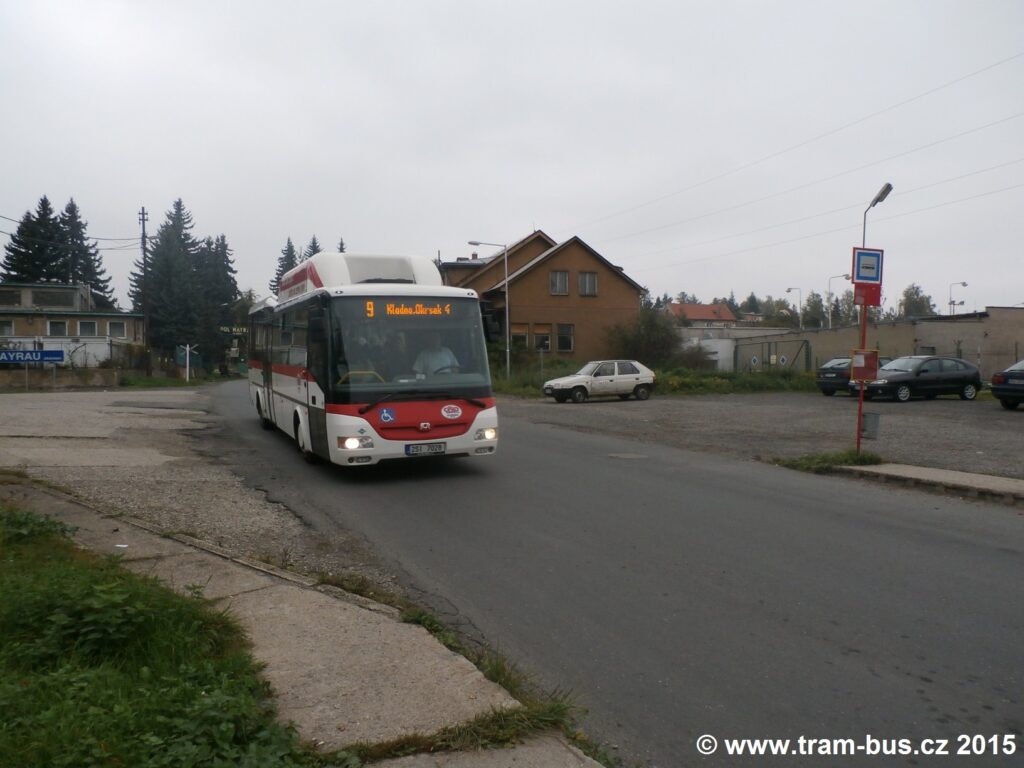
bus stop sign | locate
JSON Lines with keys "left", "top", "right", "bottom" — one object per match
{"left": 0, "top": 350, "right": 65, "bottom": 363}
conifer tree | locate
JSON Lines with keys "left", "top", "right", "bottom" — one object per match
{"left": 302, "top": 235, "right": 323, "bottom": 261}
{"left": 194, "top": 234, "right": 239, "bottom": 369}
{"left": 337, "top": 237, "right": 346, "bottom": 253}
{"left": 0, "top": 196, "right": 64, "bottom": 283}
{"left": 58, "top": 199, "right": 115, "bottom": 306}
{"left": 270, "top": 237, "right": 298, "bottom": 293}
{"left": 138, "top": 199, "right": 201, "bottom": 354}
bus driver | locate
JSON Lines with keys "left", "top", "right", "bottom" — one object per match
{"left": 412, "top": 331, "right": 459, "bottom": 376}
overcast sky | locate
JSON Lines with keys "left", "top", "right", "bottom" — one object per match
{"left": 2, "top": 0, "right": 1022, "bottom": 314}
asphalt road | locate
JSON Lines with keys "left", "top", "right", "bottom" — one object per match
{"left": 208, "top": 382, "right": 1023, "bottom": 767}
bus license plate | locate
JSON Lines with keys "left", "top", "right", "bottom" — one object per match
{"left": 406, "top": 442, "right": 446, "bottom": 456}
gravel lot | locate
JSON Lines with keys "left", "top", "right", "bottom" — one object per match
{"left": 498, "top": 390, "right": 1024, "bottom": 480}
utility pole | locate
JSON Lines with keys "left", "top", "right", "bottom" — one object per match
{"left": 139, "top": 207, "right": 151, "bottom": 376}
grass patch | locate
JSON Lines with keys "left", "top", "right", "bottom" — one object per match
{"left": 771, "top": 449, "right": 884, "bottom": 474}
{"left": 0, "top": 506, "right": 346, "bottom": 768}
{"left": 348, "top": 698, "right": 573, "bottom": 762}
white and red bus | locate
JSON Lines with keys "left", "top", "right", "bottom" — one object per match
{"left": 248, "top": 253, "right": 498, "bottom": 466}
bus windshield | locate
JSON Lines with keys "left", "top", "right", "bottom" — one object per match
{"left": 328, "top": 295, "right": 492, "bottom": 403}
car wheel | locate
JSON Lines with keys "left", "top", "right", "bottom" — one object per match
{"left": 821, "top": 389, "right": 836, "bottom": 397}
{"left": 1000, "top": 398, "right": 1020, "bottom": 410}
{"left": 960, "top": 383, "right": 978, "bottom": 401}
{"left": 634, "top": 385, "right": 651, "bottom": 401}
{"left": 554, "top": 393, "right": 568, "bottom": 403}
{"left": 571, "top": 387, "right": 588, "bottom": 404}
{"left": 895, "top": 384, "right": 912, "bottom": 402}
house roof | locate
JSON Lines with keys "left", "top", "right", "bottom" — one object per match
{"left": 483, "top": 235, "right": 645, "bottom": 294}
{"left": 668, "top": 302, "right": 737, "bottom": 322}
{"left": 443, "top": 230, "right": 558, "bottom": 288}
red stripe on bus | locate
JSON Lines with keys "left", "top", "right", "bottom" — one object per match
{"left": 248, "top": 359, "right": 264, "bottom": 370}
{"left": 271, "top": 363, "right": 316, "bottom": 381}
{"left": 279, "top": 261, "right": 325, "bottom": 292}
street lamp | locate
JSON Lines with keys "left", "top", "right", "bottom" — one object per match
{"left": 785, "top": 287, "right": 803, "bottom": 329}
{"left": 827, "top": 273, "right": 850, "bottom": 329}
{"left": 863, "top": 182, "right": 892, "bottom": 248}
{"left": 948, "top": 281, "right": 967, "bottom": 315}
{"left": 468, "top": 240, "right": 510, "bottom": 378}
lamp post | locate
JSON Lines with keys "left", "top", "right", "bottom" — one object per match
{"left": 468, "top": 240, "right": 510, "bottom": 378}
{"left": 785, "top": 287, "right": 803, "bottom": 329}
{"left": 827, "top": 273, "right": 850, "bottom": 329}
{"left": 856, "top": 182, "right": 893, "bottom": 454}
{"left": 948, "top": 281, "right": 967, "bottom": 315}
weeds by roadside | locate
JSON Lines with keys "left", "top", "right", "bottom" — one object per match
{"left": 771, "top": 449, "right": 884, "bottom": 474}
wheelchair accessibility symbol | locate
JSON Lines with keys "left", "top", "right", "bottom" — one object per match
{"left": 380, "top": 408, "right": 396, "bottom": 423}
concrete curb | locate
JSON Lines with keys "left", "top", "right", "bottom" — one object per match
{"left": 835, "top": 463, "right": 1024, "bottom": 508}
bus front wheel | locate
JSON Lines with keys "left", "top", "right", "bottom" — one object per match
{"left": 256, "top": 396, "right": 273, "bottom": 430}
{"left": 294, "top": 414, "right": 317, "bottom": 463}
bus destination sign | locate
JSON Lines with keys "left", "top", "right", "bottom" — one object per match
{"left": 367, "top": 302, "right": 453, "bottom": 318}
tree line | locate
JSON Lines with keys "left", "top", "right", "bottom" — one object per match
{"left": 651, "top": 284, "right": 939, "bottom": 328}
{"left": 269, "top": 235, "right": 346, "bottom": 293}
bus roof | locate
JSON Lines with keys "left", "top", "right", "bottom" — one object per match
{"left": 277, "top": 253, "right": 443, "bottom": 302}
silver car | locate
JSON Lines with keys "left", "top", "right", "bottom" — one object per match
{"left": 542, "top": 360, "right": 656, "bottom": 403}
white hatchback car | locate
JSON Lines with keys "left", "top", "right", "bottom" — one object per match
{"left": 542, "top": 360, "right": 656, "bottom": 403}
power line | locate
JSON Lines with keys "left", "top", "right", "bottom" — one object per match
{"left": 568, "top": 50, "right": 1024, "bottom": 231}
{"left": 596, "top": 111, "right": 1024, "bottom": 246}
{"left": 608, "top": 157, "right": 1024, "bottom": 260}
{"left": 629, "top": 182, "right": 1024, "bottom": 274}
{"left": 0, "top": 228, "right": 145, "bottom": 253}
{"left": 0, "top": 213, "right": 139, "bottom": 241}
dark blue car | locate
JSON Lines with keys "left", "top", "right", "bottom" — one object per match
{"left": 991, "top": 360, "right": 1024, "bottom": 410}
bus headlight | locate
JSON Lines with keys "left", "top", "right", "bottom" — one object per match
{"left": 340, "top": 436, "right": 374, "bottom": 450}
{"left": 474, "top": 427, "right": 497, "bottom": 441}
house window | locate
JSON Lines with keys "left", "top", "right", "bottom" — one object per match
{"left": 33, "top": 290, "right": 76, "bottom": 309}
{"left": 534, "top": 333, "right": 550, "bottom": 351}
{"left": 549, "top": 271, "right": 569, "bottom": 295}
{"left": 556, "top": 324, "right": 574, "bottom": 352}
{"left": 578, "top": 272, "right": 598, "bottom": 296}
{"left": 510, "top": 332, "right": 528, "bottom": 349}
{"left": 0, "top": 289, "right": 20, "bottom": 307}
{"left": 108, "top": 321, "right": 126, "bottom": 338}
{"left": 78, "top": 320, "right": 98, "bottom": 336}
{"left": 0, "top": 319, "right": 13, "bottom": 336}
{"left": 48, "top": 320, "right": 68, "bottom": 336}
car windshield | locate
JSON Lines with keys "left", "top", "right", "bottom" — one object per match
{"left": 576, "top": 362, "right": 600, "bottom": 375}
{"left": 1007, "top": 360, "right": 1024, "bottom": 372}
{"left": 880, "top": 356, "right": 920, "bottom": 372}
{"left": 822, "top": 358, "right": 850, "bottom": 369}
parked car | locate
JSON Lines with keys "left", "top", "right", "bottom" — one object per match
{"left": 816, "top": 355, "right": 893, "bottom": 396}
{"left": 990, "top": 359, "right": 1024, "bottom": 410}
{"left": 851, "top": 355, "right": 981, "bottom": 402}
{"left": 815, "top": 357, "right": 852, "bottom": 396}
{"left": 542, "top": 360, "right": 655, "bottom": 403}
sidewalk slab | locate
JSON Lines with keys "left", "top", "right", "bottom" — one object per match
{"left": 839, "top": 463, "right": 1024, "bottom": 504}
{"left": 376, "top": 734, "right": 599, "bottom": 767}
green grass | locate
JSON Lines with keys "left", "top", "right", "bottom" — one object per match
{"left": 771, "top": 449, "right": 885, "bottom": 474}
{"left": 0, "top": 507, "right": 343, "bottom": 768}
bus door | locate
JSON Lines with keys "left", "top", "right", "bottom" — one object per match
{"left": 305, "top": 307, "right": 330, "bottom": 457}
